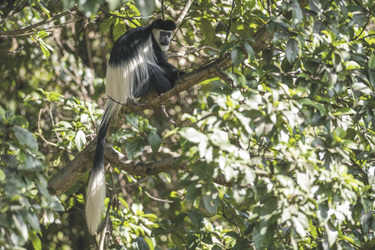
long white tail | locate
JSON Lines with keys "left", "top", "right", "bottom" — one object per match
{"left": 85, "top": 102, "right": 115, "bottom": 234}
{"left": 86, "top": 164, "right": 106, "bottom": 234}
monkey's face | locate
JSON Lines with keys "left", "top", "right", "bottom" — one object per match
{"left": 159, "top": 31, "right": 172, "bottom": 46}
{"left": 152, "top": 29, "right": 173, "bottom": 52}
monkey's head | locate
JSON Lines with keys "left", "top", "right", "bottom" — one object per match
{"left": 151, "top": 19, "right": 176, "bottom": 52}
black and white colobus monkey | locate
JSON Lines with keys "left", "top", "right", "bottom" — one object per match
{"left": 86, "top": 19, "right": 180, "bottom": 234}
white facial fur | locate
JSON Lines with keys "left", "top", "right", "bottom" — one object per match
{"left": 152, "top": 29, "right": 172, "bottom": 52}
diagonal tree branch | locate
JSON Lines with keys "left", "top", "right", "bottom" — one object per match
{"left": 0, "top": 8, "right": 77, "bottom": 37}
{"left": 175, "top": 0, "right": 194, "bottom": 26}
{"left": 48, "top": 14, "right": 276, "bottom": 196}
{"left": 48, "top": 54, "right": 233, "bottom": 196}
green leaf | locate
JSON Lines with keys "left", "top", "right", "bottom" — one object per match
{"left": 231, "top": 47, "right": 244, "bottom": 67}
{"left": 360, "top": 211, "right": 372, "bottom": 234}
{"left": 39, "top": 39, "right": 54, "bottom": 58}
{"left": 126, "top": 137, "right": 144, "bottom": 159}
{"left": 325, "top": 222, "right": 338, "bottom": 247}
{"left": 118, "top": 197, "right": 129, "bottom": 209}
{"left": 38, "top": 2, "right": 50, "bottom": 18}
{"left": 286, "top": 38, "right": 299, "bottom": 64}
{"left": 292, "top": 1, "right": 303, "bottom": 24}
{"left": 186, "top": 184, "right": 201, "bottom": 203}
{"left": 26, "top": 213, "right": 40, "bottom": 232}
{"left": 369, "top": 53, "right": 375, "bottom": 69}
{"left": 29, "top": 231, "right": 42, "bottom": 250}
{"left": 0, "top": 105, "right": 5, "bottom": 123}
{"left": 172, "top": 213, "right": 188, "bottom": 226}
{"left": 332, "top": 107, "right": 355, "bottom": 116}
{"left": 368, "top": 167, "right": 375, "bottom": 191}
{"left": 151, "top": 227, "right": 167, "bottom": 237}
{"left": 0, "top": 169, "right": 5, "bottom": 182}
{"left": 37, "top": 30, "right": 49, "bottom": 39}
{"left": 254, "top": 197, "right": 279, "bottom": 248}
{"left": 201, "top": 18, "right": 215, "bottom": 41}
{"left": 50, "top": 196, "right": 64, "bottom": 212}
{"left": 14, "top": 125, "right": 39, "bottom": 152}
{"left": 346, "top": 61, "right": 361, "bottom": 70}
{"left": 353, "top": 82, "right": 372, "bottom": 96}
{"left": 75, "top": 130, "right": 86, "bottom": 151}
{"left": 61, "top": 0, "right": 76, "bottom": 10}
{"left": 100, "top": 16, "right": 114, "bottom": 35}
{"left": 108, "top": 0, "right": 122, "bottom": 11}
{"left": 209, "top": 129, "right": 229, "bottom": 146}
{"left": 13, "top": 213, "right": 28, "bottom": 240}
{"left": 368, "top": 69, "right": 375, "bottom": 89}
{"left": 126, "top": 114, "right": 139, "bottom": 131}
{"left": 203, "top": 187, "right": 219, "bottom": 214}
{"left": 55, "top": 121, "right": 73, "bottom": 130}
{"left": 298, "top": 98, "right": 326, "bottom": 115}
{"left": 244, "top": 41, "right": 255, "bottom": 62}
{"left": 113, "top": 21, "right": 126, "bottom": 41}
{"left": 134, "top": 236, "right": 150, "bottom": 250}
{"left": 180, "top": 127, "right": 207, "bottom": 144}
{"left": 281, "top": 57, "right": 293, "bottom": 72}
{"left": 189, "top": 209, "right": 203, "bottom": 228}
{"left": 23, "top": 153, "right": 43, "bottom": 170}
{"left": 147, "top": 130, "right": 161, "bottom": 153}
{"left": 159, "top": 172, "right": 171, "bottom": 183}
{"left": 10, "top": 115, "right": 29, "bottom": 127}
{"left": 47, "top": 91, "right": 62, "bottom": 102}
{"left": 234, "top": 239, "right": 250, "bottom": 250}
{"left": 135, "top": 0, "right": 154, "bottom": 18}
{"left": 334, "top": 127, "right": 346, "bottom": 139}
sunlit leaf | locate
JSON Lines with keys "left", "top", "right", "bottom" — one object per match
{"left": 75, "top": 130, "right": 86, "bottom": 151}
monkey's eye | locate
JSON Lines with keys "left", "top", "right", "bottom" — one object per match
{"left": 161, "top": 31, "right": 172, "bottom": 37}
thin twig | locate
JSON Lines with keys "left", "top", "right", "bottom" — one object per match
{"left": 0, "top": 46, "right": 24, "bottom": 54}
{"left": 0, "top": 0, "right": 28, "bottom": 26}
{"left": 99, "top": 196, "right": 112, "bottom": 249}
{"left": 37, "top": 108, "right": 72, "bottom": 154}
{"left": 352, "top": 14, "right": 370, "bottom": 41}
{"left": 116, "top": 176, "right": 153, "bottom": 190}
{"left": 47, "top": 103, "right": 62, "bottom": 142}
{"left": 144, "top": 190, "right": 173, "bottom": 203}
{"left": 85, "top": 19, "right": 95, "bottom": 96}
{"left": 168, "top": 45, "right": 220, "bottom": 57}
{"left": 161, "top": 104, "right": 177, "bottom": 127}
{"left": 224, "top": 0, "right": 236, "bottom": 44}
{"left": 0, "top": 8, "right": 76, "bottom": 37}
{"left": 161, "top": 0, "right": 165, "bottom": 20}
{"left": 175, "top": 0, "right": 195, "bottom": 26}
{"left": 99, "top": 8, "right": 154, "bottom": 20}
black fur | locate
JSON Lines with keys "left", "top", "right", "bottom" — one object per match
{"left": 86, "top": 19, "right": 180, "bottom": 235}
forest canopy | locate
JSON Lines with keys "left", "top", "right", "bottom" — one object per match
{"left": 1, "top": 0, "right": 375, "bottom": 249}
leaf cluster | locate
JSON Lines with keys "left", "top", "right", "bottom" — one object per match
{"left": 0, "top": 106, "right": 63, "bottom": 249}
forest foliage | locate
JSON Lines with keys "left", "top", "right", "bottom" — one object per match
{"left": 1, "top": 0, "right": 375, "bottom": 249}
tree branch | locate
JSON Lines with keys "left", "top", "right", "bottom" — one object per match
{"left": 0, "top": 0, "right": 28, "bottom": 26}
{"left": 0, "top": 8, "right": 76, "bottom": 37}
{"left": 48, "top": 16, "right": 276, "bottom": 196}
{"left": 175, "top": 0, "right": 194, "bottom": 26}
{"left": 48, "top": 54, "right": 231, "bottom": 196}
